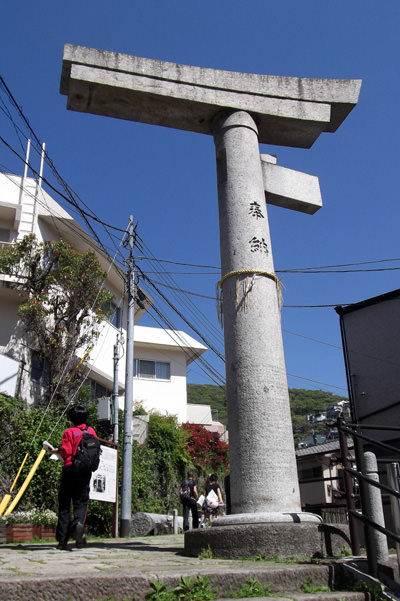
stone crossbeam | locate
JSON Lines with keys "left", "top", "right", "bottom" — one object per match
{"left": 260, "top": 154, "right": 322, "bottom": 215}
{"left": 60, "top": 44, "right": 361, "bottom": 148}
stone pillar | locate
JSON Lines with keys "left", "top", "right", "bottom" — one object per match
{"left": 213, "top": 110, "right": 302, "bottom": 518}
{"left": 364, "top": 451, "right": 389, "bottom": 562}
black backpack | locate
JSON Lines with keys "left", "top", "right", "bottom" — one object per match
{"left": 180, "top": 479, "right": 192, "bottom": 501}
{"left": 72, "top": 426, "right": 101, "bottom": 474}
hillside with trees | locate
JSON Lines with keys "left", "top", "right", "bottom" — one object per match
{"left": 187, "top": 384, "right": 347, "bottom": 445}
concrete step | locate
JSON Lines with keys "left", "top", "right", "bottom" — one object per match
{"left": 0, "top": 536, "right": 397, "bottom": 601}
{"left": 219, "top": 595, "right": 366, "bottom": 601}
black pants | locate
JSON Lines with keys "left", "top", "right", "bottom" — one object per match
{"left": 56, "top": 466, "right": 91, "bottom": 544}
{"left": 182, "top": 498, "right": 199, "bottom": 531}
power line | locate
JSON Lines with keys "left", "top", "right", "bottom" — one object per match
{"left": 0, "top": 135, "right": 126, "bottom": 234}
{"left": 287, "top": 373, "right": 347, "bottom": 392}
{"left": 283, "top": 329, "right": 342, "bottom": 349}
{"left": 280, "top": 267, "right": 400, "bottom": 274}
{"left": 135, "top": 232, "right": 224, "bottom": 348}
{"left": 145, "top": 296, "right": 225, "bottom": 387}
{"left": 137, "top": 255, "right": 220, "bottom": 270}
{"left": 138, "top": 266, "right": 225, "bottom": 361}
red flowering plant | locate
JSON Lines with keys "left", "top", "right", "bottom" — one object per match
{"left": 182, "top": 423, "right": 229, "bottom": 477}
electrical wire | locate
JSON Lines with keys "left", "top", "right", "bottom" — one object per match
{"left": 135, "top": 233, "right": 224, "bottom": 350}
{"left": 287, "top": 373, "right": 348, "bottom": 392}
{"left": 145, "top": 299, "right": 225, "bottom": 387}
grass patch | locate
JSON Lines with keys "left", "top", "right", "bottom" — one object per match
{"left": 232, "top": 578, "right": 274, "bottom": 598}
{"left": 146, "top": 576, "right": 216, "bottom": 601}
{"left": 199, "top": 546, "right": 213, "bottom": 560}
{"left": 145, "top": 576, "right": 277, "bottom": 601}
{"left": 300, "top": 576, "right": 330, "bottom": 594}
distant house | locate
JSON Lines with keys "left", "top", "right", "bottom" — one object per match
{"left": 326, "top": 400, "right": 351, "bottom": 425}
{"left": 186, "top": 403, "right": 228, "bottom": 442}
{"left": 0, "top": 170, "right": 206, "bottom": 421}
{"left": 296, "top": 439, "right": 354, "bottom": 521}
{"left": 131, "top": 327, "right": 207, "bottom": 423}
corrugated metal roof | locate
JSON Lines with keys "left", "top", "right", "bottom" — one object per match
{"left": 296, "top": 438, "right": 353, "bottom": 458}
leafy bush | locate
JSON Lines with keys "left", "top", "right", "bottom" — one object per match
{"left": 85, "top": 500, "right": 114, "bottom": 537}
{"left": 0, "top": 395, "right": 67, "bottom": 510}
{"left": 147, "top": 412, "right": 190, "bottom": 508}
{"left": 182, "top": 423, "right": 229, "bottom": 475}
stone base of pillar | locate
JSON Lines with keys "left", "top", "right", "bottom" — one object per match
{"left": 184, "top": 522, "right": 351, "bottom": 559}
{"left": 214, "top": 512, "right": 322, "bottom": 526}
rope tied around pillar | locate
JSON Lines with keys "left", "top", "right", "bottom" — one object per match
{"left": 216, "top": 269, "right": 283, "bottom": 326}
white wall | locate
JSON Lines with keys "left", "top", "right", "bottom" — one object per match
{"left": 0, "top": 174, "right": 204, "bottom": 418}
{"left": 80, "top": 319, "right": 125, "bottom": 391}
{"left": 129, "top": 345, "right": 188, "bottom": 423}
{"left": 82, "top": 323, "right": 198, "bottom": 422}
{"left": 0, "top": 354, "right": 19, "bottom": 396}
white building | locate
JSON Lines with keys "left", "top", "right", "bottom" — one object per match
{"left": 0, "top": 170, "right": 207, "bottom": 422}
{"left": 186, "top": 403, "right": 229, "bottom": 442}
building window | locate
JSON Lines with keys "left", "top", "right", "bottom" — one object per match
{"left": 0, "top": 228, "right": 10, "bottom": 243}
{"left": 88, "top": 378, "right": 112, "bottom": 401}
{"left": 134, "top": 359, "right": 170, "bottom": 381}
{"left": 30, "top": 350, "right": 49, "bottom": 385}
{"left": 103, "top": 299, "right": 120, "bottom": 328}
{"left": 299, "top": 466, "right": 323, "bottom": 481}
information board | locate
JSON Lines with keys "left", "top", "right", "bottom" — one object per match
{"left": 89, "top": 445, "right": 118, "bottom": 503}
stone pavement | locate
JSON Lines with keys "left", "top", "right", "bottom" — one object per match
{"left": 0, "top": 533, "right": 363, "bottom": 601}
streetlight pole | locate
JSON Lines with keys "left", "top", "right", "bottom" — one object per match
{"left": 112, "top": 332, "right": 120, "bottom": 444}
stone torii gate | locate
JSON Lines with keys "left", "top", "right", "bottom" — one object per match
{"left": 60, "top": 45, "right": 361, "bottom": 557}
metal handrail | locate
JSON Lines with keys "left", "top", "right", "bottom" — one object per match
{"left": 340, "top": 423, "right": 400, "bottom": 456}
{"left": 345, "top": 466, "right": 400, "bottom": 501}
{"left": 337, "top": 417, "right": 400, "bottom": 579}
{"left": 348, "top": 509, "right": 400, "bottom": 544}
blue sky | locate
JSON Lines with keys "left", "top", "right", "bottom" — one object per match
{"left": 1, "top": 2, "right": 400, "bottom": 396}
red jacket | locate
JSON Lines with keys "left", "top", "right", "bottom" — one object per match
{"left": 58, "top": 423, "right": 97, "bottom": 467}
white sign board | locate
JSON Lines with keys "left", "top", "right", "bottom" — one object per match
{"left": 89, "top": 445, "right": 118, "bottom": 503}
{"left": 0, "top": 354, "right": 19, "bottom": 396}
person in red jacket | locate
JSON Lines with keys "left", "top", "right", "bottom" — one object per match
{"left": 53, "top": 405, "right": 97, "bottom": 550}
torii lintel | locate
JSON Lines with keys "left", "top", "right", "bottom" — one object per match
{"left": 60, "top": 44, "right": 361, "bottom": 149}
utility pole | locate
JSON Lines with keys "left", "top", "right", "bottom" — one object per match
{"left": 120, "top": 215, "right": 135, "bottom": 537}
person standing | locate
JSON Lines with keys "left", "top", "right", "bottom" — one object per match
{"left": 53, "top": 405, "right": 97, "bottom": 550}
{"left": 205, "top": 473, "right": 224, "bottom": 504}
{"left": 180, "top": 469, "right": 199, "bottom": 531}
{"left": 203, "top": 473, "right": 224, "bottom": 520}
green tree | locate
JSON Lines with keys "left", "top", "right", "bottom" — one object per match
{"left": 0, "top": 235, "right": 113, "bottom": 405}
{"left": 147, "top": 413, "right": 190, "bottom": 507}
